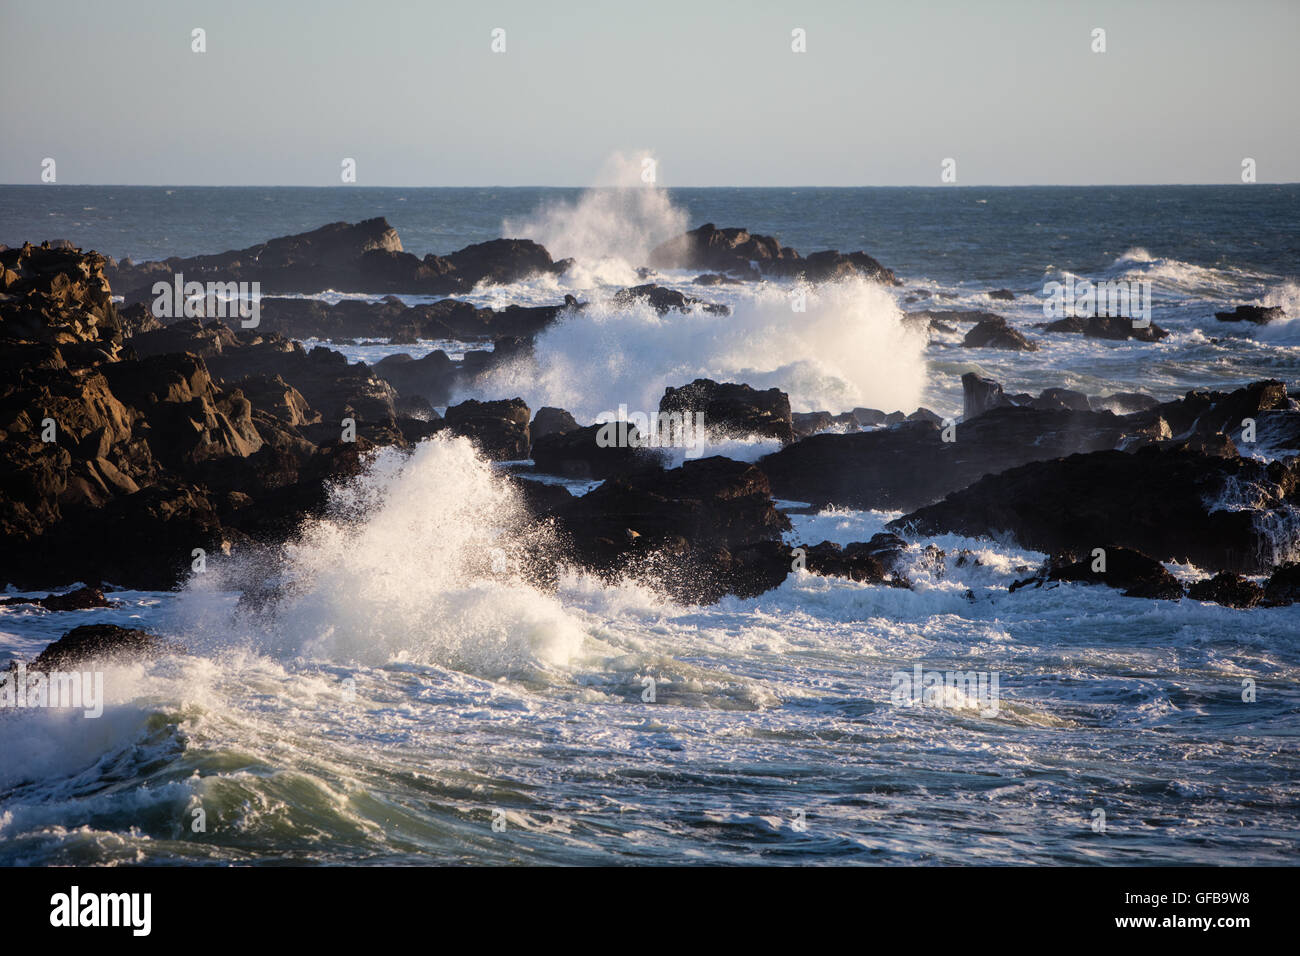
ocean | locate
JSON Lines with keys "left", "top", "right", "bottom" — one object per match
{"left": 1, "top": 184, "right": 1297, "bottom": 864}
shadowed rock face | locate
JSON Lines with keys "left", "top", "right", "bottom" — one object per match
{"left": 254, "top": 295, "right": 572, "bottom": 342}
{"left": 1262, "top": 562, "right": 1300, "bottom": 606}
{"left": 0, "top": 247, "right": 430, "bottom": 590}
{"left": 0, "top": 586, "right": 119, "bottom": 612}
{"left": 106, "top": 219, "right": 571, "bottom": 302}
{"left": 646, "top": 223, "right": 898, "bottom": 285}
{"left": 545, "top": 457, "right": 794, "bottom": 603}
{"left": 891, "top": 446, "right": 1300, "bottom": 574}
{"left": 1009, "top": 547, "right": 1185, "bottom": 600}
{"left": 0, "top": 243, "right": 124, "bottom": 358}
{"left": 962, "top": 314, "right": 1040, "bottom": 351}
{"left": 530, "top": 407, "right": 580, "bottom": 446}
{"left": 531, "top": 424, "right": 664, "bottom": 480}
{"left": 659, "top": 379, "right": 796, "bottom": 445}
{"left": 759, "top": 406, "right": 1131, "bottom": 512}
{"left": 1187, "top": 572, "right": 1264, "bottom": 608}
{"left": 28, "top": 624, "right": 185, "bottom": 670}
{"left": 1038, "top": 313, "right": 1169, "bottom": 342}
{"left": 441, "top": 398, "right": 531, "bottom": 461}
{"left": 1215, "top": 305, "right": 1285, "bottom": 324}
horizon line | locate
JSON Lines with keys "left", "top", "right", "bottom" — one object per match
{"left": 3, "top": 182, "right": 1297, "bottom": 190}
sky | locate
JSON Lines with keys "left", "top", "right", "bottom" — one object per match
{"left": 1, "top": 0, "right": 1297, "bottom": 187}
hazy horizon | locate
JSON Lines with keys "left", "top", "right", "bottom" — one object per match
{"left": 3, "top": 0, "right": 1297, "bottom": 188}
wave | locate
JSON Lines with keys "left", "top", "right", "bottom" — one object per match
{"left": 172, "top": 436, "right": 591, "bottom": 678}
{"left": 501, "top": 152, "right": 687, "bottom": 268}
{"left": 1104, "top": 247, "right": 1273, "bottom": 298}
{"left": 460, "top": 276, "right": 927, "bottom": 421}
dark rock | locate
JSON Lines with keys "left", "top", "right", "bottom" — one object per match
{"left": 30, "top": 624, "right": 185, "bottom": 670}
{"left": 106, "top": 220, "right": 570, "bottom": 303}
{"left": 1187, "top": 572, "right": 1264, "bottom": 608}
{"left": 1215, "top": 305, "right": 1285, "bottom": 324}
{"left": 1040, "top": 314, "right": 1169, "bottom": 342}
{"left": 442, "top": 398, "right": 530, "bottom": 461}
{"left": 1262, "top": 562, "right": 1300, "bottom": 607}
{"left": 987, "top": 289, "right": 1016, "bottom": 301}
{"left": 761, "top": 405, "right": 1130, "bottom": 512}
{"left": 659, "top": 379, "right": 795, "bottom": 444}
{"left": 1009, "top": 547, "right": 1184, "bottom": 600}
{"left": 693, "top": 273, "right": 743, "bottom": 286}
{"left": 256, "top": 295, "right": 568, "bottom": 342}
{"left": 530, "top": 407, "right": 580, "bottom": 445}
{"left": 908, "top": 309, "right": 1004, "bottom": 327}
{"left": 373, "top": 349, "right": 457, "bottom": 407}
{"left": 0, "top": 253, "right": 395, "bottom": 590}
{"left": 961, "top": 372, "right": 1011, "bottom": 419}
{"left": 117, "top": 301, "right": 162, "bottom": 337}
{"left": 892, "top": 445, "right": 1300, "bottom": 574}
{"left": 1090, "top": 392, "right": 1159, "bottom": 414}
{"left": 0, "top": 585, "right": 119, "bottom": 611}
{"left": 647, "top": 223, "right": 898, "bottom": 284}
{"left": 852, "top": 407, "right": 887, "bottom": 427}
{"left": 792, "top": 411, "right": 835, "bottom": 438}
{"left": 647, "top": 223, "right": 797, "bottom": 276}
{"left": 552, "top": 457, "right": 792, "bottom": 602}
{"left": 613, "top": 284, "right": 729, "bottom": 316}
{"left": 770, "top": 249, "right": 899, "bottom": 285}
{"left": 963, "top": 315, "right": 1039, "bottom": 351}
{"left": 531, "top": 423, "right": 663, "bottom": 479}
{"left": 799, "top": 541, "right": 889, "bottom": 583}
{"left": 443, "top": 238, "right": 569, "bottom": 287}
{"left": 1031, "top": 388, "right": 1091, "bottom": 412}
{"left": 0, "top": 242, "right": 124, "bottom": 357}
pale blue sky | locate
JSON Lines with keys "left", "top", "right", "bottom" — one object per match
{"left": 2, "top": 0, "right": 1296, "bottom": 186}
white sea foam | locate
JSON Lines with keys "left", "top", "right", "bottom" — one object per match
{"left": 175, "top": 435, "right": 590, "bottom": 677}
{"left": 502, "top": 152, "right": 687, "bottom": 268}
{"left": 460, "top": 277, "right": 927, "bottom": 422}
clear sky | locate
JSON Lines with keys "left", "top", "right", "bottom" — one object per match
{"left": 2, "top": 0, "right": 1297, "bottom": 186}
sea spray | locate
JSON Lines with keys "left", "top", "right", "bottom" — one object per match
{"left": 463, "top": 276, "right": 927, "bottom": 423}
{"left": 176, "top": 435, "right": 589, "bottom": 677}
{"left": 502, "top": 152, "right": 687, "bottom": 267}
